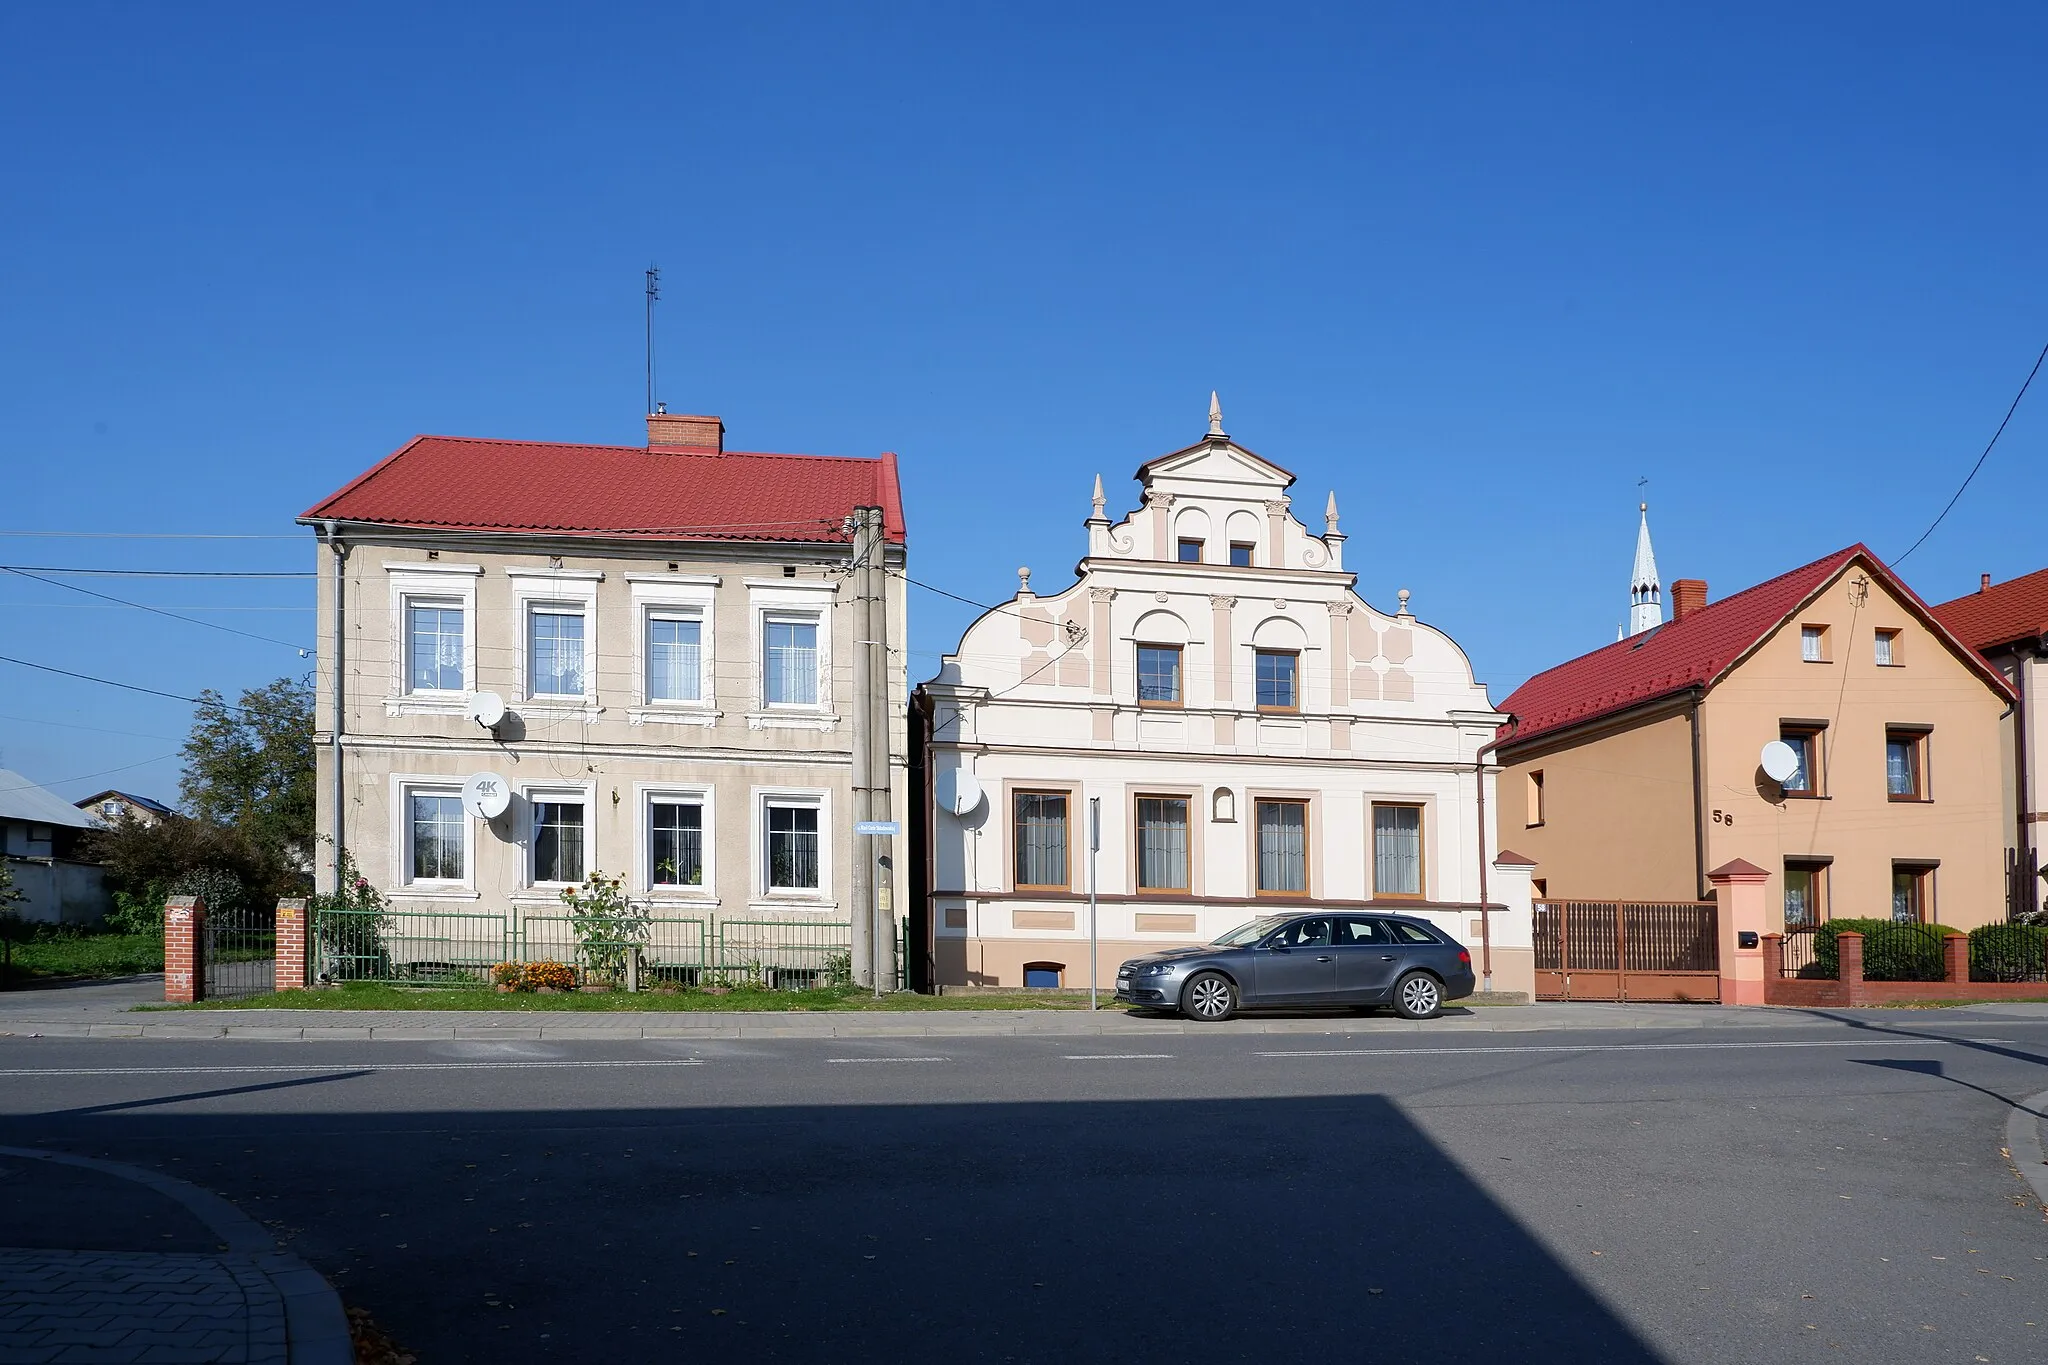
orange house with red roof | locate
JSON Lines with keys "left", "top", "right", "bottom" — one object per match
{"left": 1495, "top": 545, "right": 2014, "bottom": 935}
{"left": 1932, "top": 565, "right": 2048, "bottom": 918}
{"left": 297, "top": 411, "right": 911, "bottom": 984}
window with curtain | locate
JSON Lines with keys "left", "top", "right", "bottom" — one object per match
{"left": 649, "top": 800, "right": 703, "bottom": 887}
{"left": 1372, "top": 804, "right": 1424, "bottom": 897}
{"left": 1783, "top": 864, "right": 1823, "bottom": 929}
{"left": 1137, "top": 645, "right": 1182, "bottom": 705}
{"left": 532, "top": 800, "right": 586, "bottom": 884}
{"left": 1886, "top": 731, "right": 1924, "bottom": 799}
{"left": 528, "top": 607, "right": 586, "bottom": 696}
{"left": 764, "top": 618, "right": 819, "bottom": 706}
{"left": 408, "top": 793, "right": 465, "bottom": 882}
{"left": 1135, "top": 796, "right": 1190, "bottom": 891}
{"left": 1800, "top": 625, "right": 1826, "bottom": 662}
{"left": 1013, "top": 792, "right": 1069, "bottom": 889}
{"left": 1255, "top": 651, "right": 1298, "bottom": 711}
{"left": 1779, "top": 728, "right": 1820, "bottom": 795}
{"left": 1891, "top": 867, "right": 1926, "bottom": 922}
{"left": 406, "top": 602, "right": 464, "bottom": 692}
{"left": 767, "top": 803, "right": 820, "bottom": 890}
{"left": 1874, "top": 629, "right": 1900, "bottom": 666}
{"left": 646, "top": 614, "right": 703, "bottom": 702}
{"left": 1256, "top": 800, "right": 1308, "bottom": 894}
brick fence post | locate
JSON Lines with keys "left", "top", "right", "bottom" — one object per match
{"left": 1706, "top": 859, "right": 1770, "bottom": 1005}
{"left": 164, "top": 894, "right": 205, "bottom": 1004}
{"left": 274, "top": 898, "right": 309, "bottom": 992}
{"left": 1837, "top": 931, "right": 1865, "bottom": 1006}
{"left": 1942, "top": 931, "right": 1970, "bottom": 985}
{"left": 1761, "top": 933, "right": 1784, "bottom": 985}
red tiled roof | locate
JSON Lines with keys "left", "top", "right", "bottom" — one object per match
{"left": 1930, "top": 565, "right": 2048, "bottom": 651}
{"left": 300, "top": 435, "right": 905, "bottom": 545}
{"left": 1498, "top": 544, "right": 2012, "bottom": 750}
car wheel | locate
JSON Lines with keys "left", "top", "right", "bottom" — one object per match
{"left": 1181, "top": 971, "right": 1238, "bottom": 1022}
{"left": 1391, "top": 971, "right": 1443, "bottom": 1020}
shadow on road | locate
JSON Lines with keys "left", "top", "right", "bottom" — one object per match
{"left": 4, "top": 1092, "right": 1662, "bottom": 1364}
{"left": 1852, "top": 1057, "right": 2048, "bottom": 1119}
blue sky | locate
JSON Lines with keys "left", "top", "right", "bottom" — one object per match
{"left": 3, "top": 2, "right": 2044, "bottom": 805}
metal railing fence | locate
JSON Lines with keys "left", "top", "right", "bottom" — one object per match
{"left": 1970, "top": 924, "right": 2048, "bottom": 984}
{"left": 1779, "top": 929, "right": 1826, "bottom": 979}
{"left": 205, "top": 904, "right": 277, "bottom": 1002}
{"left": 312, "top": 906, "right": 850, "bottom": 990}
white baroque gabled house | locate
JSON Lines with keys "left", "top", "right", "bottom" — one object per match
{"left": 915, "top": 401, "right": 1534, "bottom": 996}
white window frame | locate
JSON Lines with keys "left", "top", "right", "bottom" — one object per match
{"left": 390, "top": 776, "right": 476, "bottom": 898}
{"left": 747, "top": 580, "right": 837, "bottom": 730}
{"left": 382, "top": 563, "right": 482, "bottom": 716}
{"left": 516, "top": 779, "right": 598, "bottom": 896}
{"left": 752, "top": 786, "right": 834, "bottom": 910}
{"left": 509, "top": 568, "right": 603, "bottom": 715}
{"left": 626, "top": 574, "right": 719, "bottom": 727}
{"left": 636, "top": 782, "right": 717, "bottom": 903}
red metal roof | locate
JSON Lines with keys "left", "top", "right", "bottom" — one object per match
{"left": 1499, "top": 544, "right": 2012, "bottom": 750}
{"left": 300, "top": 435, "right": 905, "bottom": 545}
{"left": 1930, "top": 565, "right": 2048, "bottom": 651}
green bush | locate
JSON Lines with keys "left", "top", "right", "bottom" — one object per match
{"left": 1816, "top": 918, "right": 1959, "bottom": 982}
{"left": 1969, "top": 922, "right": 2048, "bottom": 983}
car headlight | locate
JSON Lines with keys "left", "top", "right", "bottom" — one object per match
{"left": 1137, "top": 962, "right": 1176, "bottom": 976}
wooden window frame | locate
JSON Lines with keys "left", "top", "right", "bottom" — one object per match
{"left": 1779, "top": 722, "right": 1827, "bottom": 798}
{"left": 1254, "top": 649, "right": 1300, "bottom": 713}
{"left": 1885, "top": 726, "right": 1930, "bottom": 802}
{"left": 1133, "top": 793, "right": 1193, "bottom": 894}
{"left": 1176, "top": 538, "right": 1204, "bottom": 564}
{"left": 1525, "top": 769, "right": 1545, "bottom": 828}
{"left": 1252, "top": 797, "right": 1312, "bottom": 898}
{"left": 1011, "top": 789, "right": 1074, "bottom": 893}
{"left": 1874, "top": 628, "right": 1903, "bottom": 667}
{"left": 1136, "top": 643, "right": 1184, "bottom": 709}
{"left": 1799, "top": 624, "right": 1830, "bottom": 664}
{"left": 1228, "top": 541, "right": 1256, "bottom": 568}
{"left": 1370, "top": 801, "right": 1427, "bottom": 900}
{"left": 1783, "top": 857, "right": 1830, "bottom": 930}
{"left": 1890, "top": 861, "right": 1937, "bottom": 924}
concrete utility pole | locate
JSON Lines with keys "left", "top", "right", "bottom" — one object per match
{"left": 868, "top": 505, "right": 898, "bottom": 993}
{"left": 848, "top": 508, "right": 876, "bottom": 989}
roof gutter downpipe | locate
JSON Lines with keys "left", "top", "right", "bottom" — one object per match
{"left": 1474, "top": 716, "right": 1517, "bottom": 995}
{"left": 323, "top": 521, "right": 346, "bottom": 899}
{"left": 1689, "top": 685, "right": 1707, "bottom": 901}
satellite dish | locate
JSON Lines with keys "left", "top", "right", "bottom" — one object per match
{"left": 467, "top": 691, "right": 507, "bottom": 730}
{"left": 461, "top": 772, "right": 511, "bottom": 821}
{"left": 1760, "top": 740, "right": 1801, "bottom": 785}
{"left": 934, "top": 767, "right": 984, "bottom": 817}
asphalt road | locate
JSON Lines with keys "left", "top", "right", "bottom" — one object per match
{"left": 3, "top": 1014, "right": 2046, "bottom": 1364}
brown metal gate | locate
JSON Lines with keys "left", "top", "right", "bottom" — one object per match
{"left": 1533, "top": 900, "right": 1720, "bottom": 1002}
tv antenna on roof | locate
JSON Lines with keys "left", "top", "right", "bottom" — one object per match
{"left": 645, "top": 264, "right": 661, "bottom": 415}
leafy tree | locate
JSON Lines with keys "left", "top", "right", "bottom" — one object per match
{"left": 180, "top": 675, "right": 316, "bottom": 877}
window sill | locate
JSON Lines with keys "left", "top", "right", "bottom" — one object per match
{"left": 382, "top": 695, "right": 472, "bottom": 718}
{"left": 1782, "top": 792, "right": 1829, "bottom": 801}
{"left": 390, "top": 889, "right": 481, "bottom": 902}
{"left": 520, "top": 700, "right": 604, "bottom": 721}
{"left": 746, "top": 710, "right": 840, "bottom": 732}
{"left": 1137, "top": 702, "right": 1185, "bottom": 711}
{"left": 644, "top": 893, "right": 719, "bottom": 907}
{"left": 746, "top": 899, "right": 840, "bottom": 914}
{"left": 628, "top": 706, "right": 722, "bottom": 728}
{"left": 1887, "top": 796, "right": 1931, "bottom": 804}
{"left": 1525, "top": 821, "right": 1545, "bottom": 829}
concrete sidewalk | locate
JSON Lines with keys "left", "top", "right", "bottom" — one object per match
{"left": 3, "top": 996, "right": 2046, "bottom": 1040}
{"left": 0, "top": 1147, "right": 352, "bottom": 1364}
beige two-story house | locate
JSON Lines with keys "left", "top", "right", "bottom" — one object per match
{"left": 1496, "top": 544, "right": 2014, "bottom": 936}
{"left": 299, "top": 411, "right": 908, "bottom": 981}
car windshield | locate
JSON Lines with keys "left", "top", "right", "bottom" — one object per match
{"left": 1211, "top": 916, "right": 1289, "bottom": 947}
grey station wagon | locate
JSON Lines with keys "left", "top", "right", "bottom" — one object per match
{"left": 1114, "top": 912, "right": 1476, "bottom": 1021}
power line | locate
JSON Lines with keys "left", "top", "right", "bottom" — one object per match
{"left": 1, "top": 566, "right": 311, "bottom": 653}
{"left": 0, "top": 712, "right": 184, "bottom": 742}
{"left": 0, "top": 753, "right": 182, "bottom": 795}
{"left": 0, "top": 564, "right": 314, "bottom": 579}
{"left": 0, "top": 653, "right": 299, "bottom": 718}
{"left": 0, "top": 531, "right": 305, "bottom": 540}
{"left": 1894, "top": 335, "right": 2048, "bottom": 565}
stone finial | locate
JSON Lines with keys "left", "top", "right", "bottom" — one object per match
{"left": 1208, "top": 391, "right": 1225, "bottom": 436}
{"left": 1397, "top": 588, "right": 1412, "bottom": 617}
{"left": 1090, "top": 473, "right": 1106, "bottom": 520}
{"left": 1017, "top": 566, "right": 1033, "bottom": 596}
{"left": 1324, "top": 490, "right": 1341, "bottom": 535}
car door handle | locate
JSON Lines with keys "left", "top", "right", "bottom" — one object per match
{"left": 1380, "top": 954, "right": 1397, "bottom": 961}
{"left": 1315, "top": 955, "right": 1333, "bottom": 962}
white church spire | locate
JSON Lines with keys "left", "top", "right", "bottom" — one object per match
{"left": 1628, "top": 502, "right": 1663, "bottom": 636}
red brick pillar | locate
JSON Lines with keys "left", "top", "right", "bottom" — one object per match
{"left": 1942, "top": 932, "right": 1970, "bottom": 985}
{"left": 274, "top": 898, "right": 309, "bottom": 992}
{"left": 1761, "top": 934, "right": 1784, "bottom": 989}
{"left": 1707, "top": 859, "right": 1770, "bottom": 1005}
{"left": 164, "top": 894, "right": 205, "bottom": 1004}
{"left": 1837, "top": 931, "right": 1865, "bottom": 1006}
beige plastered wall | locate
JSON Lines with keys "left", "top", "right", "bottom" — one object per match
{"left": 1702, "top": 571, "right": 2009, "bottom": 930}
{"left": 1496, "top": 707, "right": 1699, "bottom": 902}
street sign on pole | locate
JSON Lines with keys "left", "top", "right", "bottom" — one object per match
{"left": 854, "top": 820, "right": 901, "bottom": 837}
{"left": 1088, "top": 797, "right": 1101, "bottom": 1011}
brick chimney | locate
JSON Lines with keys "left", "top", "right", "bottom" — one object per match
{"left": 646, "top": 411, "right": 724, "bottom": 453}
{"left": 1671, "top": 578, "right": 1707, "bottom": 622}
{"left": 1981, "top": 572, "right": 1992, "bottom": 594}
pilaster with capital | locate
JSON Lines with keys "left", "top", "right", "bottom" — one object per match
{"left": 1209, "top": 594, "right": 1237, "bottom": 704}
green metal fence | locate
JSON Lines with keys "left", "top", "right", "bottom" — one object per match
{"left": 312, "top": 907, "right": 847, "bottom": 990}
